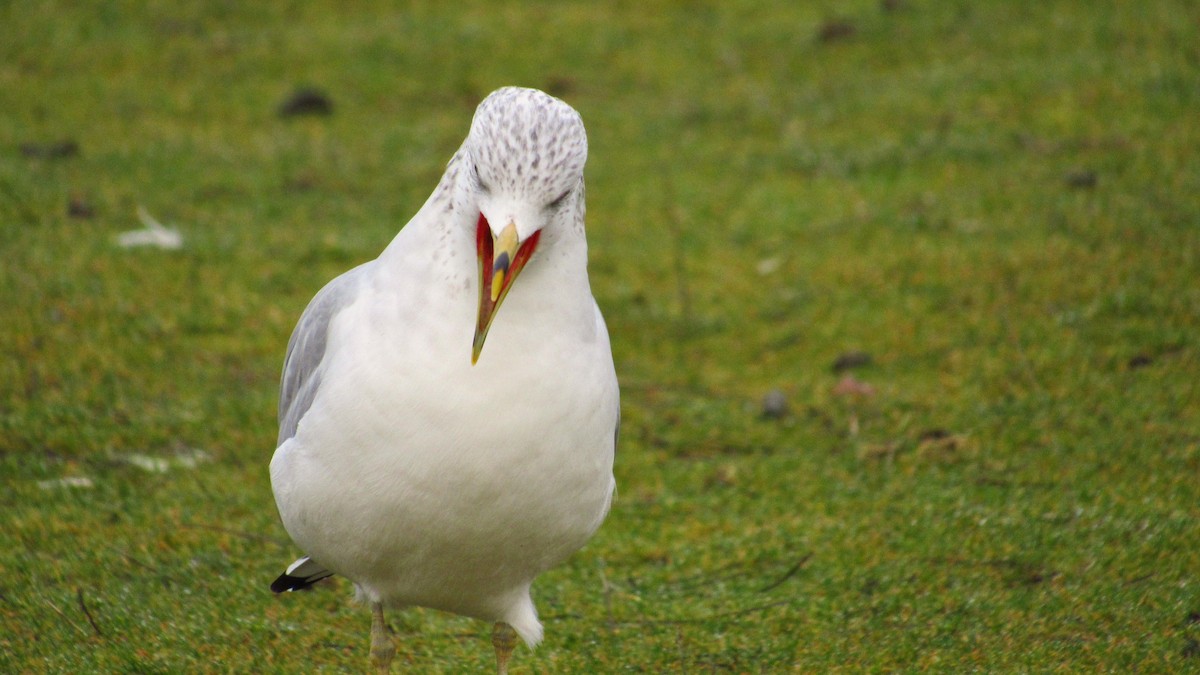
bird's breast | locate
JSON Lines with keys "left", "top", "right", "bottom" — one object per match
{"left": 283, "top": 275, "right": 617, "bottom": 583}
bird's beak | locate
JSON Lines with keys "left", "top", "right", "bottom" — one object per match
{"left": 474, "top": 215, "right": 541, "bottom": 364}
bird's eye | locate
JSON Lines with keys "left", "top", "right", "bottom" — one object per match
{"left": 472, "top": 165, "right": 491, "bottom": 193}
{"left": 547, "top": 189, "right": 571, "bottom": 210}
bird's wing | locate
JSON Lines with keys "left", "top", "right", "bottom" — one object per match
{"left": 594, "top": 299, "right": 621, "bottom": 454}
{"left": 277, "top": 262, "right": 372, "bottom": 446}
{"left": 270, "top": 556, "right": 335, "bottom": 592}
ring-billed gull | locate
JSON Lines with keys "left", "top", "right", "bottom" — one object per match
{"left": 268, "top": 87, "right": 619, "bottom": 674}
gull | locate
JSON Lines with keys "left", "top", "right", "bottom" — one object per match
{"left": 268, "top": 87, "right": 619, "bottom": 674}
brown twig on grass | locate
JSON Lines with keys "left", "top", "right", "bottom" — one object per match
{"left": 44, "top": 596, "right": 88, "bottom": 638}
{"left": 77, "top": 588, "right": 103, "bottom": 637}
{"left": 758, "top": 553, "right": 813, "bottom": 593}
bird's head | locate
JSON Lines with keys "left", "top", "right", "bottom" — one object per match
{"left": 464, "top": 87, "right": 588, "bottom": 364}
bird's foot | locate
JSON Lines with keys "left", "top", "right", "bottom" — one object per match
{"left": 492, "top": 621, "right": 518, "bottom": 675}
{"left": 370, "top": 603, "right": 396, "bottom": 674}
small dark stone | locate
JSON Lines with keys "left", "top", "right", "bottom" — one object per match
{"left": 1127, "top": 353, "right": 1153, "bottom": 369}
{"left": 918, "top": 428, "right": 951, "bottom": 442}
{"left": 818, "top": 20, "right": 856, "bottom": 43}
{"left": 67, "top": 195, "right": 94, "bottom": 219}
{"left": 761, "top": 389, "right": 790, "bottom": 420}
{"left": 19, "top": 140, "right": 79, "bottom": 159}
{"left": 1183, "top": 638, "right": 1200, "bottom": 659}
{"left": 278, "top": 88, "right": 334, "bottom": 118}
{"left": 1186, "top": 610, "right": 1200, "bottom": 625}
{"left": 1065, "top": 169, "right": 1097, "bottom": 190}
{"left": 832, "top": 351, "right": 873, "bottom": 373}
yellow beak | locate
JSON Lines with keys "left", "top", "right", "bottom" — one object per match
{"left": 473, "top": 219, "right": 541, "bottom": 364}
{"left": 489, "top": 223, "right": 520, "bottom": 303}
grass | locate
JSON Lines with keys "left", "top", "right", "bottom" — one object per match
{"left": 2, "top": 0, "right": 1199, "bottom": 671}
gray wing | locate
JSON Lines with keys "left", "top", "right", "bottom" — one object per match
{"left": 277, "top": 262, "right": 373, "bottom": 446}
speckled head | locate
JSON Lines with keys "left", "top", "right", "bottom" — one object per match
{"left": 466, "top": 87, "right": 588, "bottom": 207}
{"left": 463, "top": 88, "right": 591, "bottom": 364}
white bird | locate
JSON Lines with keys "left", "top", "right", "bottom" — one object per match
{"left": 268, "top": 87, "right": 619, "bottom": 674}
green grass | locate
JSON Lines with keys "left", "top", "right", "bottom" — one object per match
{"left": 3, "top": 0, "right": 1199, "bottom": 671}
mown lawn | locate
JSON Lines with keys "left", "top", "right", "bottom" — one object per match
{"left": 2, "top": 0, "right": 1198, "bottom": 671}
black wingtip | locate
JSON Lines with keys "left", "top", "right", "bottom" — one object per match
{"left": 271, "top": 573, "right": 305, "bottom": 593}
{"left": 270, "top": 571, "right": 332, "bottom": 593}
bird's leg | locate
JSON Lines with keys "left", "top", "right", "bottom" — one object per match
{"left": 492, "top": 621, "right": 518, "bottom": 675}
{"left": 370, "top": 602, "right": 396, "bottom": 674}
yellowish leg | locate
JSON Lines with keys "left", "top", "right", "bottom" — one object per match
{"left": 492, "top": 621, "right": 518, "bottom": 675}
{"left": 370, "top": 602, "right": 396, "bottom": 674}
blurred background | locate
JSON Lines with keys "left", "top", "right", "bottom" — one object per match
{"left": 2, "top": 1, "right": 1198, "bottom": 670}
